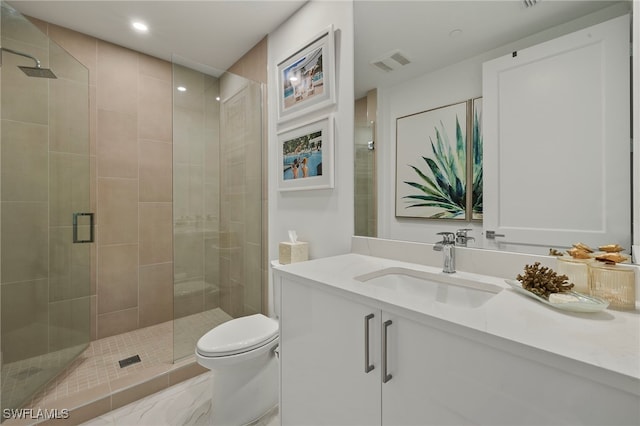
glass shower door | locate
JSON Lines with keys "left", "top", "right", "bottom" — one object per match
{"left": 0, "top": 2, "right": 91, "bottom": 417}
{"left": 172, "top": 59, "right": 264, "bottom": 362}
{"left": 354, "top": 93, "right": 377, "bottom": 237}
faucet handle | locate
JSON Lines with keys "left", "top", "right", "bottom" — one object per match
{"left": 456, "top": 228, "right": 475, "bottom": 240}
{"left": 436, "top": 231, "right": 455, "bottom": 244}
{"left": 455, "top": 228, "right": 475, "bottom": 245}
{"left": 456, "top": 228, "right": 472, "bottom": 237}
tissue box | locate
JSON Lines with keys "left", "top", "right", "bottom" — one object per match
{"left": 279, "top": 241, "right": 309, "bottom": 264}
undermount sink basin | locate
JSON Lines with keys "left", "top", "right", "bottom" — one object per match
{"left": 354, "top": 267, "right": 503, "bottom": 308}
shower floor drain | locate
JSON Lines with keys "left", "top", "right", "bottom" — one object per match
{"left": 118, "top": 354, "right": 141, "bottom": 368}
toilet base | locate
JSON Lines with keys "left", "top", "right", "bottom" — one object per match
{"left": 246, "top": 405, "right": 279, "bottom": 426}
{"left": 209, "top": 348, "right": 279, "bottom": 425}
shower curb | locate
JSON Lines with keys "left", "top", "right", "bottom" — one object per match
{"left": 3, "top": 357, "right": 207, "bottom": 426}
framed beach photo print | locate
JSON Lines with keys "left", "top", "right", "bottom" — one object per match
{"left": 278, "top": 116, "right": 334, "bottom": 191}
{"left": 396, "top": 101, "right": 469, "bottom": 220}
{"left": 276, "top": 25, "right": 336, "bottom": 123}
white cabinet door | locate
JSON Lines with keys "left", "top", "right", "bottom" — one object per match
{"left": 382, "top": 313, "right": 640, "bottom": 426}
{"left": 381, "top": 313, "right": 474, "bottom": 425}
{"left": 279, "top": 277, "right": 381, "bottom": 426}
{"left": 482, "top": 15, "right": 630, "bottom": 252}
{"left": 381, "top": 314, "right": 554, "bottom": 425}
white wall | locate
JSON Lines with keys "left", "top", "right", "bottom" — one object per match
{"left": 268, "top": 1, "right": 355, "bottom": 263}
{"left": 377, "top": 3, "right": 631, "bottom": 246}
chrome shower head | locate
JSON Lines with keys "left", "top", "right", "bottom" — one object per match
{"left": 18, "top": 65, "right": 57, "bottom": 79}
{"left": 1, "top": 47, "right": 57, "bottom": 79}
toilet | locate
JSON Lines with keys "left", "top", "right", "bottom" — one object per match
{"left": 196, "top": 277, "right": 281, "bottom": 426}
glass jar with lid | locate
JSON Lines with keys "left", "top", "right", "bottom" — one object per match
{"left": 588, "top": 262, "right": 636, "bottom": 310}
{"left": 556, "top": 256, "right": 593, "bottom": 294}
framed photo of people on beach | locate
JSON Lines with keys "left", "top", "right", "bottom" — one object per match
{"left": 276, "top": 25, "right": 336, "bottom": 123}
{"left": 278, "top": 116, "right": 334, "bottom": 191}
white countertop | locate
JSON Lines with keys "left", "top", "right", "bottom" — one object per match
{"left": 274, "top": 253, "right": 640, "bottom": 390}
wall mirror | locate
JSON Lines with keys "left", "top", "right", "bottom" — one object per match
{"left": 354, "top": 0, "right": 636, "bottom": 263}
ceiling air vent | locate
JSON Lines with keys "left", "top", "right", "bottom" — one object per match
{"left": 522, "top": 0, "right": 539, "bottom": 8}
{"left": 370, "top": 50, "right": 411, "bottom": 73}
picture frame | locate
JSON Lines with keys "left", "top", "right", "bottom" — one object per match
{"left": 278, "top": 116, "right": 334, "bottom": 192}
{"left": 470, "top": 97, "right": 483, "bottom": 220}
{"left": 276, "top": 25, "right": 336, "bottom": 123}
{"left": 395, "top": 101, "right": 470, "bottom": 220}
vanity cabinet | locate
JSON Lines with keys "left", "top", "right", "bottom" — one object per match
{"left": 279, "top": 276, "right": 381, "bottom": 425}
{"left": 278, "top": 273, "right": 640, "bottom": 426}
{"left": 279, "top": 276, "right": 477, "bottom": 425}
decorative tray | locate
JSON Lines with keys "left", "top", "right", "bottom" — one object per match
{"left": 504, "top": 279, "right": 609, "bottom": 313}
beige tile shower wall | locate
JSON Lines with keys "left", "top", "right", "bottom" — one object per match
{"left": 217, "top": 77, "right": 262, "bottom": 317}
{"left": 38, "top": 20, "right": 267, "bottom": 340}
{"left": 42, "top": 21, "right": 174, "bottom": 340}
{"left": 226, "top": 37, "right": 268, "bottom": 315}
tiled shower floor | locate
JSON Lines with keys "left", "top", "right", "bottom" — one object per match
{"left": 1, "top": 308, "right": 232, "bottom": 414}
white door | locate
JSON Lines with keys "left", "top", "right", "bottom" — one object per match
{"left": 279, "top": 277, "right": 381, "bottom": 425}
{"left": 482, "top": 15, "right": 630, "bottom": 252}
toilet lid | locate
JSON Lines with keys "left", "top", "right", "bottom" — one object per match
{"left": 196, "top": 314, "right": 279, "bottom": 357}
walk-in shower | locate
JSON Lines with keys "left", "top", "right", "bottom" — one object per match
{"left": 1, "top": 2, "right": 265, "bottom": 420}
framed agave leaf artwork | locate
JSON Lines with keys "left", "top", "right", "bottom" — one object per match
{"left": 396, "top": 100, "right": 473, "bottom": 220}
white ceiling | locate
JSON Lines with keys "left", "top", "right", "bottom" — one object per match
{"left": 354, "top": 0, "right": 628, "bottom": 98}
{"left": 7, "top": 0, "right": 630, "bottom": 93}
{"left": 8, "top": 0, "right": 307, "bottom": 75}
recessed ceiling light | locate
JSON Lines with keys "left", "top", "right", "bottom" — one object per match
{"left": 216, "top": 96, "right": 221, "bottom": 102}
{"left": 177, "top": 86, "right": 187, "bottom": 92}
{"left": 132, "top": 21, "right": 148, "bottom": 33}
{"left": 449, "top": 29, "right": 463, "bottom": 38}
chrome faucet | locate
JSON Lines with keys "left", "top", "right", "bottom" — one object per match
{"left": 455, "top": 228, "right": 475, "bottom": 247}
{"left": 433, "top": 232, "right": 456, "bottom": 274}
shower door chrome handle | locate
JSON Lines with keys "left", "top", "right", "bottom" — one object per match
{"left": 364, "top": 313, "right": 375, "bottom": 373}
{"left": 73, "top": 212, "right": 94, "bottom": 243}
{"left": 382, "top": 319, "right": 393, "bottom": 383}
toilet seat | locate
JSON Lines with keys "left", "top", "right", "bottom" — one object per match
{"left": 196, "top": 314, "right": 278, "bottom": 357}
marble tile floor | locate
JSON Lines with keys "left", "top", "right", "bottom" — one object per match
{"left": 79, "top": 372, "right": 280, "bottom": 426}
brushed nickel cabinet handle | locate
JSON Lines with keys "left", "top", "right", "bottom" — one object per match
{"left": 382, "top": 319, "right": 392, "bottom": 383}
{"left": 364, "top": 313, "right": 375, "bottom": 373}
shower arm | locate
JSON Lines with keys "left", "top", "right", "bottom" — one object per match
{"left": 0, "top": 47, "right": 42, "bottom": 68}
